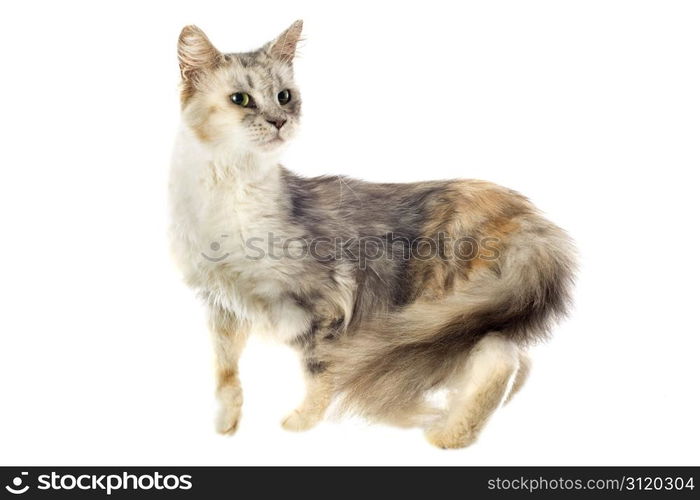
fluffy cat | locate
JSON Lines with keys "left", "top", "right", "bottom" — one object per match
{"left": 169, "top": 20, "right": 575, "bottom": 449}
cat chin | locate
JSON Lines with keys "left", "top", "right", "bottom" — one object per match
{"left": 254, "top": 137, "right": 287, "bottom": 153}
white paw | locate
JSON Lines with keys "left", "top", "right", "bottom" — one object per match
{"left": 215, "top": 402, "right": 242, "bottom": 435}
{"left": 281, "top": 409, "right": 321, "bottom": 432}
{"left": 215, "top": 386, "right": 242, "bottom": 435}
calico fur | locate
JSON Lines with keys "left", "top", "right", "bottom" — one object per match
{"left": 169, "top": 21, "right": 576, "bottom": 448}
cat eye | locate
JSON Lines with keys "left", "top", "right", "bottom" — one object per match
{"left": 277, "top": 89, "right": 291, "bottom": 105}
{"left": 230, "top": 92, "right": 252, "bottom": 107}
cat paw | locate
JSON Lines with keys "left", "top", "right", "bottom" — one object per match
{"left": 215, "top": 385, "right": 243, "bottom": 435}
{"left": 281, "top": 409, "right": 321, "bottom": 432}
{"left": 424, "top": 426, "right": 477, "bottom": 450}
{"left": 215, "top": 403, "right": 242, "bottom": 435}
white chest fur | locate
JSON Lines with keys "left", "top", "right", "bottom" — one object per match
{"left": 168, "top": 127, "right": 312, "bottom": 341}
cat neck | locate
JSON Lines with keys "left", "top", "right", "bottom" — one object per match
{"left": 175, "top": 124, "right": 281, "bottom": 186}
{"left": 210, "top": 146, "right": 279, "bottom": 184}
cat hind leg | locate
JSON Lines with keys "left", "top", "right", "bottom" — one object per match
{"left": 425, "top": 333, "right": 520, "bottom": 449}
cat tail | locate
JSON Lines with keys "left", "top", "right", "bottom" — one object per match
{"left": 321, "top": 220, "right": 576, "bottom": 424}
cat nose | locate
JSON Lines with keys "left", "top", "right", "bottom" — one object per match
{"left": 266, "top": 118, "right": 287, "bottom": 130}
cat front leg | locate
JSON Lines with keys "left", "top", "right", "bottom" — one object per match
{"left": 281, "top": 362, "right": 333, "bottom": 432}
{"left": 209, "top": 306, "right": 249, "bottom": 435}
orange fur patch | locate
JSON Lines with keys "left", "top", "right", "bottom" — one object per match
{"left": 410, "top": 180, "right": 531, "bottom": 301}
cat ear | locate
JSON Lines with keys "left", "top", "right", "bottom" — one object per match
{"left": 267, "top": 20, "right": 304, "bottom": 64}
{"left": 178, "top": 25, "right": 225, "bottom": 82}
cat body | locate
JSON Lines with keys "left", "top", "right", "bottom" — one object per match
{"left": 169, "top": 21, "right": 575, "bottom": 448}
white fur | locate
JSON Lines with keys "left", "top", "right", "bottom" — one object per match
{"left": 449, "top": 335, "right": 519, "bottom": 410}
{"left": 169, "top": 125, "right": 312, "bottom": 342}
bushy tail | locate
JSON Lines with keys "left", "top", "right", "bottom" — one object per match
{"left": 321, "top": 221, "right": 576, "bottom": 422}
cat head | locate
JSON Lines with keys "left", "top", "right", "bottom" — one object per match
{"left": 177, "top": 21, "right": 303, "bottom": 154}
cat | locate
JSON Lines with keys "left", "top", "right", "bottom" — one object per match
{"left": 169, "top": 20, "right": 575, "bottom": 449}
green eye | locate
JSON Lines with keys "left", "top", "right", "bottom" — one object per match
{"left": 230, "top": 92, "right": 251, "bottom": 107}
{"left": 277, "top": 89, "right": 291, "bottom": 105}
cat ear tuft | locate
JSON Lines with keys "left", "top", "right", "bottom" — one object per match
{"left": 268, "top": 20, "right": 304, "bottom": 64}
{"left": 178, "top": 25, "right": 224, "bottom": 81}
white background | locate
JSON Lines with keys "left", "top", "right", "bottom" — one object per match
{"left": 0, "top": 0, "right": 698, "bottom": 466}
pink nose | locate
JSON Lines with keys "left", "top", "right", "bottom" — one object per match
{"left": 266, "top": 118, "right": 286, "bottom": 130}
